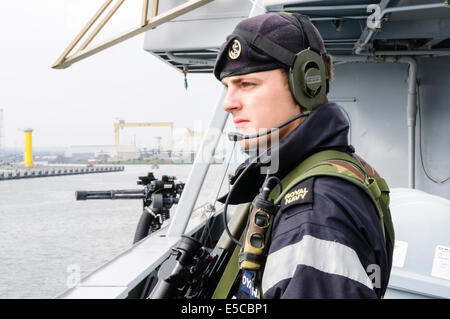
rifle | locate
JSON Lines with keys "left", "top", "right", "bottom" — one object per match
{"left": 148, "top": 203, "right": 250, "bottom": 299}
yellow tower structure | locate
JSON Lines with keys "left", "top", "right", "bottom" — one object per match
{"left": 24, "top": 128, "right": 34, "bottom": 168}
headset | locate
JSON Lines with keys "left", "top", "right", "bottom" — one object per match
{"left": 232, "top": 12, "right": 328, "bottom": 112}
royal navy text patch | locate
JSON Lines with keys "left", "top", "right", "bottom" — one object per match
{"left": 281, "top": 178, "right": 314, "bottom": 210}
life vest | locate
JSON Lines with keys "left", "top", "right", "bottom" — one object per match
{"left": 212, "top": 149, "right": 395, "bottom": 299}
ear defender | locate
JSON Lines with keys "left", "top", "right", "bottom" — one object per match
{"left": 288, "top": 48, "right": 327, "bottom": 112}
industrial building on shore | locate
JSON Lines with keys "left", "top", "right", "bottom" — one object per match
{"left": 64, "top": 145, "right": 141, "bottom": 162}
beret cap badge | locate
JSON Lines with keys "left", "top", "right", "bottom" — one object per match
{"left": 228, "top": 39, "right": 241, "bottom": 60}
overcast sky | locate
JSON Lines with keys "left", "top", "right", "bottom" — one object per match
{"left": 0, "top": 0, "right": 227, "bottom": 149}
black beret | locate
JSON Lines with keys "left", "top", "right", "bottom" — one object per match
{"left": 214, "top": 12, "right": 326, "bottom": 81}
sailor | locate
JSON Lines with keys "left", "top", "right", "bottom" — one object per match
{"left": 213, "top": 12, "right": 394, "bottom": 299}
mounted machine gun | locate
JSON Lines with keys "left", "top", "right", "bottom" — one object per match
{"left": 76, "top": 172, "right": 184, "bottom": 243}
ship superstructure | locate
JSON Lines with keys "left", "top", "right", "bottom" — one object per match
{"left": 54, "top": 0, "right": 450, "bottom": 299}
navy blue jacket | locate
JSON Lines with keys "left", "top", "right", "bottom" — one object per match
{"left": 222, "top": 102, "right": 393, "bottom": 299}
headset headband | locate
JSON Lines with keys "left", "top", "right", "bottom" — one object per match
{"left": 231, "top": 13, "right": 325, "bottom": 68}
{"left": 280, "top": 13, "right": 326, "bottom": 55}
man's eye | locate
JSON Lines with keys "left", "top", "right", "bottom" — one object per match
{"left": 241, "top": 82, "right": 254, "bottom": 88}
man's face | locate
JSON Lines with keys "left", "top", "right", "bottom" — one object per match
{"left": 221, "top": 69, "right": 303, "bottom": 149}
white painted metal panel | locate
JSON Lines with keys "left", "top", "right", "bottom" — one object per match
{"left": 57, "top": 208, "right": 213, "bottom": 298}
{"left": 58, "top": 287, "right": 128, "bottom": 299}
{"left": 144, "top": 0, "right": 253, "bottom": 51}
{"left": 385, "top": 188, "right": 450, "bottom": 298}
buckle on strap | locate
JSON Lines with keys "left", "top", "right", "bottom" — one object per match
{"left": 239, "top": 252, "right": 266, "bottom": 269}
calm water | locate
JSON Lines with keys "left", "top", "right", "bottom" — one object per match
{"left": 0, "top": 164, "right": 226, "bottom": 298}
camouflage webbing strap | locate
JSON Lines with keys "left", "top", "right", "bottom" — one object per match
{"left": 211, "top": 237, "right": 242, "bottom": 299}
{"left": 270, "top": 150, "right": 395, "bottom": 245}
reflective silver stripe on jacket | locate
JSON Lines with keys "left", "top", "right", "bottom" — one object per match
{"left": 262, "top": 235, "right": 374, "bottom": 294}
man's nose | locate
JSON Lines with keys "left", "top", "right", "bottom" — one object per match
{"left": 222, "top": 88, "right": 242, "bottom": 113}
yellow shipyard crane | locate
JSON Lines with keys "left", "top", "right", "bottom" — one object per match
{"left": 114, "top": 120, "right": 174, "bottom": 150}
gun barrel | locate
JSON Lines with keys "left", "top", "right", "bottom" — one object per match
{"left": 76, "top": 189, "right": 145, "bottom": 200}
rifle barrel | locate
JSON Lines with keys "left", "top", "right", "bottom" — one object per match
{"left": 76, "top": 189, "right": 145, "bottom": 200}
